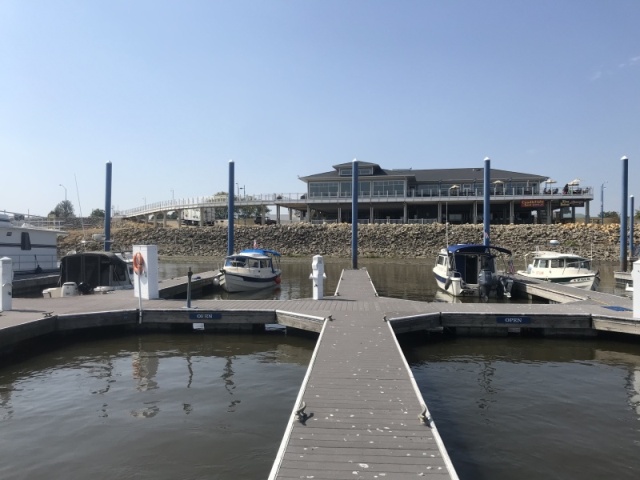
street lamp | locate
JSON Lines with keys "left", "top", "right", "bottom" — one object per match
{"left": 59, "top": 184, "right": 67, "bottom": 202}
{"left": 600, "top": 181, "right": 607, "bottom": 224}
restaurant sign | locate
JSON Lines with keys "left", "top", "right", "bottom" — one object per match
{"left": 520, "top": 199, "right": 545, "bottom": 208}
{"left": 560, "top": 200, "right": 585, "bottom": 207}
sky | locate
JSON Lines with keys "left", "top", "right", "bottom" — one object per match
{"left": 2, "top": 0, "right": 639, "bottom": 218}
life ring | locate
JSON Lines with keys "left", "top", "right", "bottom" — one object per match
{"left": 133, "top": 252, "right": 145, "bottom": 275}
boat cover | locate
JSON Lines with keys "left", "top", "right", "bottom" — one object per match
{"left": 446, "top": 244, "right": 512, "bottom": 255}
{"left": 237, "top": 249, "right": 281, "bottom": 257}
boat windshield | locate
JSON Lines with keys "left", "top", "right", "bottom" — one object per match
{"left": 225, "top": 256, "right": 246, "bottom": 268}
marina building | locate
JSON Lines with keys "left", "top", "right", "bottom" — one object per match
{"left": 298, "top": 161, "right": 593, "bottom": 225}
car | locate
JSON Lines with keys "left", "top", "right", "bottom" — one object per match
{"left": 254, "top": 216, "right": 277, "bottom": 225}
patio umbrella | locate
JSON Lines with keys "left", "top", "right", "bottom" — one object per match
{"left": 545, "top": 178, "right": 557, "bottom": 184}
{"left": 568, "top": 178, "right": 581, "bottom": 186}
{"left": 492, "top": 180, "right": 504, "bottom": 184}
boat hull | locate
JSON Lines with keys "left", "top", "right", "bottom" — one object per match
{"left": 219, "top": 270, "right": 281, "bottom": 293}
{"left": 517, "top": 272, "right": 597, "bottom": 290}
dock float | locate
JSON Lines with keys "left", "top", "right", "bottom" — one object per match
{"left": 268, "top": 269, "right": 458, "bottom": 479}
{"left": 3, "top": 268, "right": 640, "bottom": 478}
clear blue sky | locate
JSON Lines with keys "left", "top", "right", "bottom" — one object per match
{"left": 2, "top": 0, "right": 639, "bottom": 218}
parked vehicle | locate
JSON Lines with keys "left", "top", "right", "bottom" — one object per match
{"left": 255, "top": 216, "right": 277, "bottom": 225}
{"left": 181, "top": 208, "right": 215, "bottom": 226}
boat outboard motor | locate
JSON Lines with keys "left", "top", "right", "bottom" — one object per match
{"left": 78, "top": 282, "right": 92, "bottom": 295}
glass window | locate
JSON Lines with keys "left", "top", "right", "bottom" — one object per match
{"left": 21, "top": 232, "right": 31, "bottom": 250}
{"left": 309, "top": 182, "right": 339, "bottom": 198}
{"left": 372, "top": 180, "right": 404, "bottom": 196}
{"left": 339, "top": 167, "right": 374, "bottom": 176}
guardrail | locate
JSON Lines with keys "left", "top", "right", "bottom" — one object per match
{"left": 119, "top": 186, "right": 594, "bottom": 218}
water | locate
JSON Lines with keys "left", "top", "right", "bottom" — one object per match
{"left": 1, "top": 259, "right": 638, "bottom": 479}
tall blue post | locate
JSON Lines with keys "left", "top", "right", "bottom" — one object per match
{"left": 630, "top": 195, "right": 635, "bottom": 261}
{"left": 227, "top": 160, "right": 235, "bottom": 256}
{"left": 483, "top": 157, "right": 491, "bottom": 246}
{"left": 352, "top": 158, "right": 359, "bottom": 269}
{"left": 621, "top": 156, "right": 629, "bottom": 271}
{"left": 104, "top": 161, "right": 112, "bottom": 252}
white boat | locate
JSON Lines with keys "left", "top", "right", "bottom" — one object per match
{"left": 517, "top": 248, "right": 598, "bottom": 290}
{"left": 0, "top": 213, "right": 65, "bottom": 276}
{"left": 215, "top": 248, "right": 282, "bottom": 293}
{"left": 42, "top": 251, "right": 134, "bottom": 297}
{"left": 433, "top": 244, "right": 514, "bottom": 299}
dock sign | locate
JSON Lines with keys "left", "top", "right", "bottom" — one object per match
{"left": 189, "top": 312, "right": 222, "bottom": 320}
{"left": 497, "top": 316, "right": 531, "bottom": 324}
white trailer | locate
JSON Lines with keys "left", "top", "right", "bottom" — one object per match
{"left": 181, "top": 208, "right": 216, "bottom": 226}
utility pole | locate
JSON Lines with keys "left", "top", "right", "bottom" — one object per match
{"left": 600, "top": 181, "right": 607, "bottom": 224}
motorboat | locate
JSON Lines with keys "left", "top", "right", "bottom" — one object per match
{"left": 0, "top": 212, "right": 65, "bottom": 276}
{"left": 42, "top": 251, "right": 134, "bottom": 297}
{"left": 433, "top": 244, "right": 514, "bottom": 299}
{"left": 215, "top": 248, "right": 282, "bottom": 293}
{"left": 517, "top": 247, "right": 598, "bottom": 290}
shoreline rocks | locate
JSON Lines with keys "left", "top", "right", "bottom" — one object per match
{"left": 57, "top": 222, "right": 632, "bottom": 262}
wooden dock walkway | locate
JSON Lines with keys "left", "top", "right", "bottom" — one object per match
{"left": 269, "top": 269, "right": 457, "bottom": 479}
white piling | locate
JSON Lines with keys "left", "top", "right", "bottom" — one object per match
{"left": 310, "top": 255, "right": 326, "bottom": 300}
{"left": 633, "top": 259, "right": 640, "bottom": 318}
{"left": 0, "top": 257, "right": 13, "bottom": 312}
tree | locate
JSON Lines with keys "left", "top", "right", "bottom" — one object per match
{"left": 52, "top": 200, "right": 75, "bottom": 219}
{"left": 90, "top": 208, "right": 105, "bottom": 218}
{"left": 603, "top": 211, "right": 620, "bottom": 223}
{"left": 635, "top": 209, "right": 640, "bottom": 221}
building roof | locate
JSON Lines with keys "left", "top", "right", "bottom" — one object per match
{"left": 300, "top": 162, "right": 547, "bottom": 184}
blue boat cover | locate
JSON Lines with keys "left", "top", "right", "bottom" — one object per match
{"left": 237, "top": 248, "right": 281, "bottom": 257}
{"left": 446, "top": 244, "right": 512, "bottom": 255}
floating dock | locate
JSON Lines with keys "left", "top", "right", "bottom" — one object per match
{"left": 1, "top": 269, "right": 639, "bottom": 478}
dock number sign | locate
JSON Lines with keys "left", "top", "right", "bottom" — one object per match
{"left": 189, "top": 312, "right": 222, "bottom": 320}
{"left": 496, "top": 316, "right": 531, "bottom": 324}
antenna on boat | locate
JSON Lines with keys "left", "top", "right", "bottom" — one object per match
{"left": 74, "top": 174, "right": 86, "bottom": 243}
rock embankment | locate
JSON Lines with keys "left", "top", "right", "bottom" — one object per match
{"left": 57, "top": 222, "right": 631, "bottom": 261}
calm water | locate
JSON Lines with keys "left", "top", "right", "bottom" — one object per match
{"left": 1, "top": 259, "right": 639, "bottom": 479}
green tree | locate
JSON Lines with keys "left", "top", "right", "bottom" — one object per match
{"left": 90, "top": 208, "right": 105, "bottom": 218}
{"left": 603, "top": 211, "right": 620, "bottom": 223}
{"left": 635, "top": 209, "right": 640, "bottom": 221}
{"left": 52, "top": 200, "right": 75, "bottom": 219}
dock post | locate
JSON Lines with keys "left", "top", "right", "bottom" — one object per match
{"left": 0, "top": 257, "right": 12, "bottom": 312}
{"left": 310, "top": 255, "right": 326, "bottom": 300}
{"left": 352, "top": 158, "right": 359, "bottom": 269}
{"left": 483, "top": 157, "right": 490, "bottom": 246}
{"left": 621, "top": 156, "right": 629, "bottom": 272}
{"left": 104, "top": 161, "right": 112, "bottom": 252}
{"left": 228, "top": 160, "right": 235, "bottom": 256}
{"left": 630, "top": 195, "right": 635, "bottom": 261}
{"left": 186, "top": 267, "right": 193, "bottom": 308}
{"left": 633, "top": 259, "right": 640, "bottom": 318}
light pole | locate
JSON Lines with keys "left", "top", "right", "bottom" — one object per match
{"left": 59, "top": 184, "right": 67, "bottom": 202}
{"left": 600, "top": 181, "right": 607, "bottom": 224}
